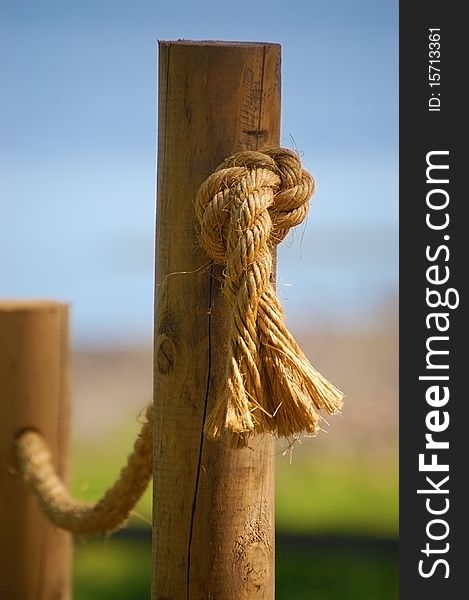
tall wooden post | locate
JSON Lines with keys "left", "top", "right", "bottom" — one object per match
{"left": 0, "top": 301, "right": 71, "bottom": 600}
{"left": 153, "top": 41, "right": 280, "bottom": 599}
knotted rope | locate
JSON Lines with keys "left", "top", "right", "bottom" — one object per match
{"left": 12, "top": 147, "right": 343, "bottom": 535}
{"left": 196, "top": 148, "right": 344, "bottom": 443}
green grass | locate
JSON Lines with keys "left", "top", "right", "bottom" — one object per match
{"left": 276, "top": 544, "right": 398, "bottom": 600}
{"left": 71, "top": 426, "right": 398, "bottom": 598}
{"left": 72, "top": 430, "right": 397, "bottom": 537}
{"left": 276, "top": 455, "right": 398, "bottom": 537}
{"left": 74, "top": 541, "right": 150, "bottom": 600}
{"left": 74, "top": 539, "right": 398, "bottom": 599}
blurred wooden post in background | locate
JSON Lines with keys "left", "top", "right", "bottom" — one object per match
{"left": 153, "top": 41, "right": 280, "bottom": 599}
{"left": 0, "top": 301, "right": 71, "bottom": 600}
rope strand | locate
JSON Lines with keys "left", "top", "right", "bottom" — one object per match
{"left": 13, "top": 405, "right": 153, "bottom": 535}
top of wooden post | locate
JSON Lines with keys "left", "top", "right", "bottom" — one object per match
{"left": 0, "top": 300, "right": 68, "bottom": 312}
{"left": 158, "top": 40, "right": 280, "bottom": 49}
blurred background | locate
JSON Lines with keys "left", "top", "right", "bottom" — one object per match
{"left": 1, "top": 1, "right": 398, "bottom": 598}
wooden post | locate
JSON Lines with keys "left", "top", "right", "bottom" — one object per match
{"left": 0, "top": 301, "right": 71, "bottom": 600}
{"left": 153, "top": 41, "right": 280, "bottom": 599}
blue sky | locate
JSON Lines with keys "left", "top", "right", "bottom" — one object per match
{"left": 1, "top": 0, "right": 398, "bottom": 344}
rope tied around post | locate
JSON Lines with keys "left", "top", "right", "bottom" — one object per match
{"left": 12, "top": 147, "right": 343, "bottom": 536}
{"left": 196, "top": 148, "right": 344, "bottom": 444}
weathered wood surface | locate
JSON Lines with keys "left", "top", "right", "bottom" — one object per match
{"left": 0, "top": 301, "right": 71, "bottom": 599}
{"left": 153, "top": 41, "right": 281, "bottom": 599}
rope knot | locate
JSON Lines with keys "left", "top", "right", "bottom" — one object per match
{"left": 196, "top": 148, "right": 343, "bottom": 446}
{"left": 196, "top": 148, "right": 314, "bottom": 265}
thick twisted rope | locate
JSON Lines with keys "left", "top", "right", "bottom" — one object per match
{"left": 13, "top": 405, "right": 153, "bottom": 535}
{"left": 12, "top": 147, "right": 343, "bottom": 534}
{"left": 196, "top": 148, "right": 344, "bottom": 444}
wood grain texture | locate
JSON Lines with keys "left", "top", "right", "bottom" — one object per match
{"left": 153, "top": 42, "right": 280, "bottom": 599}
{"left": 0, "top": 301, "right": 71, "bottom": 600}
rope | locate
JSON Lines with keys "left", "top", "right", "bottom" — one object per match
{"left": 13, "top": 405, "right": 153, "bottom": 535}
{"left": 196, "top": 148, "right": 344, "bottom": 444}
{"left": 12, "top": 147, "right": 344, "bottom": 534}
